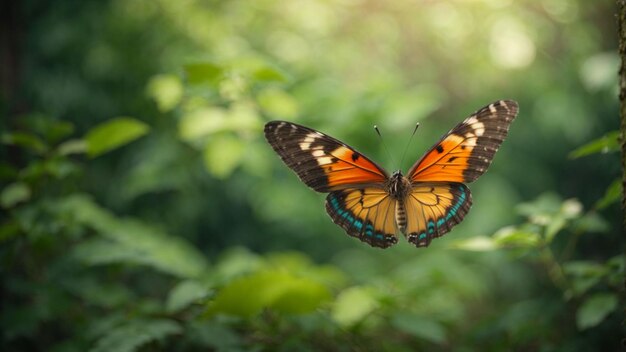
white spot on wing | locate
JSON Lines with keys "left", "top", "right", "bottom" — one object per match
{"left": 473, "top": 121, "right": 485, "bottom": 136}
{"left": 489, "top": 104, "right": 496, "bottom": 113}
{"left": 299, "top": 133, "right": 317, "bottom": 150}
{"left": 312, "top": 149, "right": 325, "bottom": 157}
{"left": 317, "top": 156, "right": 333, "bottom": 165}
{"left": 464, "top": 137, "right": 477, "bottom": 147}
{"left": 466, "top": 116, "right": 479, "bottom": 125}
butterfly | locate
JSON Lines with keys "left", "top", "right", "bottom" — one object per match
{"left": 264, "top": 100, "right": 519, "bottom": 249}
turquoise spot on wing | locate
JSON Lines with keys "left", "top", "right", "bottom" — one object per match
{"left": 427, "top": 221, "right": 435, "bottom": 234}
{"left": 445, "top": 188, "right": 466, "bottom": 221}
{"left": 418, "top": 233, "right": 427, "bottom": 240}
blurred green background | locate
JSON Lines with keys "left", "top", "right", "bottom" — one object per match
{"left": 1, "top": 0, "right": 623, "bottom": 351}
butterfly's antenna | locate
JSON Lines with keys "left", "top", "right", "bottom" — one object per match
{"left": 374, "top": 125, "right": 397, "bottom": 167}
{"left": 399, "top": 122, "right": 420, "bottom": 169}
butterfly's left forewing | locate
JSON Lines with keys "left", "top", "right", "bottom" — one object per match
{"left": 265, "top": 121, "right": 388, "bottom": 192}
{"left": 408, "top": 100, "right": 518, "bottom": 183}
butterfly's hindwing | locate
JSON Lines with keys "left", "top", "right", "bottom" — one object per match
{"left": 265, "top": 121, "right": 388, "bottom": 192}
{"left": 325, "top": 188, "right": 398, "bottom": 248}
{"left": 404, "top": 183, "right": 472, "bottom": 247}
{"left": 408, "top": 100, "right": 518, "bottom": 183}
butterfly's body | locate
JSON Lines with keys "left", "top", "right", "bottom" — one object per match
{"left": 265, "top": 100, "right": 518, "bottom": 249}
{"left": 386, "top": 171, "right": 410, "bottom": 233}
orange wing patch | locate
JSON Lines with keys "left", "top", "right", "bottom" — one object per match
{"left": 265, "top": 121, "right": 388, "bottom": 192}
{"left": 408, "top": 100, "right": 518, "bottom": 183}
{"left": 321, "top": 146, "right": 387, "bottom": 188}
{"left": 408, "top": 134, "right": 470, "bottom": 182}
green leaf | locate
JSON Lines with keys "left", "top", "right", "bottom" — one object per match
{"left": 166, "top": 280, "right": 210, "bottom": 313}
{"left": 57, "top": 139, "right": 88, "bottom": 155}
{"left": 1, "top": 182, "right": 31, "bottom": 208}
{"left": 606, "top": 255, "right": 626, "bottom": 287}
{"left": 596, "top": 179, "right": 621, "bottom": 209}
{"left": 331, "top": 286, "right": 379, "bottom": 327}
{"left": 187, "top": 321, "right": 243, "bottom": 351}
{"left": 73, "top": 239, "right": 147, "bottom": 265}
{"left": 544, "top": 199, "right": 582, "bottom": 242}
{"left": 252, "top": 65, "right": 289, "bottom": 83}
{"left": 448, "top": 236, "right": 499, "bottom": 251}
{"left": 257, "top": 88, "right": 299, "bottom": 119}
{"left": 213, "top": 247, "right": 263, "bottom": 282}
{"left": 517, "top": 193, "right": 562, "bottom": 221}
{"left": 576, "top": 293, "right": 618, "bottom": 330}
{"left": 147, "top": 74, "right": 183, "bottom": 112}
{"left": 203, "top": 135, "right": 245, "bottom": 178}
{"left": 1, "top": 132, "right": 47, "bottom": 154}
{"left": 208, "top": 270, "right": 331, "bottom": 317}
{"left": 65, "top": 277, "right": 134, "bottom": 309}
{"left": 43, "top": 119, "right": 75, "bottom": 143}
{"left": 573, "top": 212, "right": 610, "bottom": 233}
{"left": 184, "top": 62, "right": 224, "bottom": 85}
{"left": 90, "top": 319, "right": 182, "bottom": 352}
{"left": 544, "top": 217, "right": 566, "bottom": 243}
{"left": 179, "top": 107, "right": 228, "bottom": 141}
{"left": 564, "top": 261, "right": 606, "bottom": 297}
{"left": 179, "top": 103, "right": 260, "bottom": 143}
{"left": 569, "top": 131, "right": 619, "bottom": 159}
{"left": 493, "top": 227, "right": 541, "bottom": 248}
{"left": 59, "top": 194, "right": 209, "bottom": 278}
{"left": 85, "top": 117, "right": 150, "bottom": 158}
{"left": 391, "top": 313, "right": 447, "bottom": 344}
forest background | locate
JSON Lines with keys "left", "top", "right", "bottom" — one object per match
{"left": 1, "top": 0, "right": 623, "bottom": 351}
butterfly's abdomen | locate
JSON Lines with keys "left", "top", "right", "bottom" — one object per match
{"left": 395, "top": 201, "right": 407, "bottom": 233}
{"left": 387, "top": 171, "right": 411, "bottom": 234}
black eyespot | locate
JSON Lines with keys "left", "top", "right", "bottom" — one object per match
{"left": 436, "top": 145, "right": 444, "bottom": 153}
{"left": 351, "top": 152, "right": 360, "bottom": 161}
{"left": 448, "top": 156, "right": 457, "bottom": 163}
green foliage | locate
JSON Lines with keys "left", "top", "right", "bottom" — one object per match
{"left": 1, "top": 182, "right": 31, "bottom": 208}
{"left": 2, "top": 0, "right": 622, "bottom": 351}
{"left": 60, "top": 194, "right": 210, "bottom": 278}
{"left": 576, "top": 293, "right": 618, "bottom": 330}
{"left": 331, "top": 286, "right": 379, "bottom": 327}
{"left": 147, "top": 74, "right": 184, "bottom": 113}
{"left": 85, "top": 117, "right": 150, "bottom": 157}
{"left": 209, "top": 270, "right": 331, "bottom": 316}
{"left": 568, "top": 131, "right": 620, "bottom": 159}
{"left": 90, "top": 319, "right": 183, "bottom": 352}
{"left": 451, "top": 192, "right": 622, "bottom": 334}
{"left": 595, "top": 179, "right": 622, "bottom": 209}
